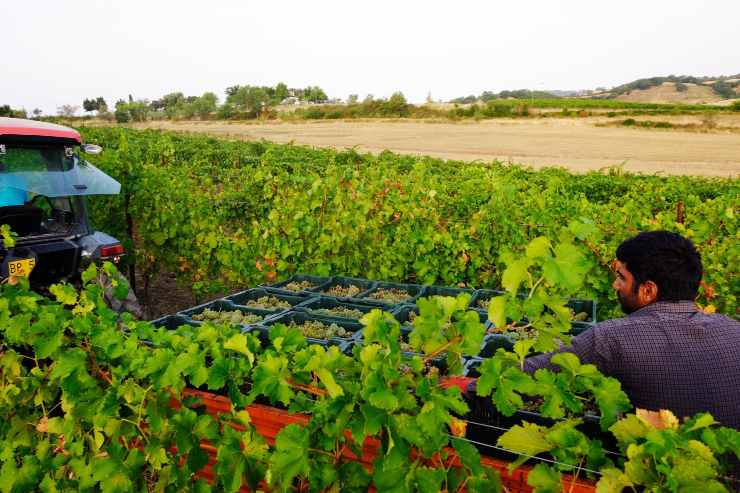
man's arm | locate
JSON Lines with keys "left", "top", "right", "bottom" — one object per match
{"left": 523, "top": 326, "right": 615, "bottom": 375}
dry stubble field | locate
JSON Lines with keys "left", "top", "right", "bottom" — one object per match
{"left": 134, "top": 116, "right": 740, "bottom": 177}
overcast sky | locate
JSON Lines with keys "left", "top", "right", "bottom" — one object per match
{"left": 3, "top": 0, "right": 739, "bottom": 114}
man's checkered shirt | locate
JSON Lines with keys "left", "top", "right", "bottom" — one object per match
{"left": 523, "top": 301, "right": 740, "bottom": 429}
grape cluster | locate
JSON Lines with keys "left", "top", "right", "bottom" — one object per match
{"left": 501, "top": 325, "right": 537, "bottom": 341}
{"left": 283, "top": 280, "right": 317, "bottom": 292}
{"left": 367, "top": 288, "right": 411, "bottom": 303}
{"left": 476, "top": 298, "right": 493, "bottom": 309}
{"left": 244, "top": 296, "right": 291, "bottom": 310}
{"left": 289, "top": 320, "right": 352, "bottom": 339}
{"left": 322, "top": 284, "right": 363, "bottom": 297}
{"left": 399, "top": 341, "right": 414, "bottom": 352}
{"left": 192, "top": 308, "right": 262, "bottom": 325}
{"left": 310, "top": 306, "right": 365, "bottom": 319}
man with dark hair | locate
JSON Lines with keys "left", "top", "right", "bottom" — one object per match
{"left": 523, "top": 231, "right": 740, "bottom": 429}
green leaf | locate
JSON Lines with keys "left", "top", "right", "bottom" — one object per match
{"left": 81, "top": 264, "right": 98, "bottom": 284}
{"left": 315, "top": 367, "right": 344, "bottom": 399}
{"left": 527, "top": 463, "right": 562, "bottom": 493}
{"left": 684, "top": 413, "right": 718, "bottom": 432}
{"left": 369, "top": 389, "right": 399, "bottom": 411}
{"left": 415, "top": 467, "right": 445, "bottom": 492}
{"left": 269, "top": 424, "right": 309, "bottom": 488}
{"left": 249, "top": 354, "right": 293, "bottom": 405}
{"left": 50, "top": 348, "right": 87, "bottom": 381}
{"left": 502, "top": 258, "right": 529, "bottom": 294}
{"left": 609, "top": 414, "right": 650, "bottom": 445}
{"left": 49, "top": 283, "right": 78, "bottom": 305}
{"left": 1, "top": 224, "right": 17, "bottom": 247}
{"left": 372, "top": 446, "right": 410, "bottom": 493}
{"left": 34, "top": 329, "right": 64, "bottom": 359}
{"left": 497, "top": 422, "right": 553, "bottom": 457}
{"left": 526, "top": 237, "right": 551, "bottom": 259}
{"left": 487, "top": 295, "right": 506, "bottom": 329}
{"left": 596, "top": 467, "right": 634, "bottom": 493}
{"left": 223, "top": 333, "right": 255, "bottom": 364}
{"left": 589, "top": 377, "right": 631, "bottom": 430}
{"left": 513, "top": 339, "right": 536, "bottom": 365}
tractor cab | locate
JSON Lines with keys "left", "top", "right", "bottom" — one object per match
{"left": 0, "top": 117, "right": 124, "bottom": 287}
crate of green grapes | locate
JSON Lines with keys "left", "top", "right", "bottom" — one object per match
{"left": 178, "top": 300, "right": 268, "bottom": 327}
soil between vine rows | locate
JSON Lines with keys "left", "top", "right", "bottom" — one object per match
{"left": 135, "top": 270, "right": 227, "bottom": 320}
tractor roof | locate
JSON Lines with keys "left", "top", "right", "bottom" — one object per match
{"left": 0, "top": 117, "right": 81, "bottom": 144}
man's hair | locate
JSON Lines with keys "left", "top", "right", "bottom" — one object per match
{"left": 616, "top": 231, "right": 702, "bottom": 301}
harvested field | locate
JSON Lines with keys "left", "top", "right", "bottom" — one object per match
{"left": 132, "top": 117, "right": 740, "bottom": 177}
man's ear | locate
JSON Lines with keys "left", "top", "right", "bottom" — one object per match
{"left": 639, "top": 280, "right": 659, "bottom": 305}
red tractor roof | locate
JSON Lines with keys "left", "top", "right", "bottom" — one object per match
{"left": 0, "top": 117, "right": 81, "bottom": 144}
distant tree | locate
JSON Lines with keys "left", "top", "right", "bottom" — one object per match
{"left": 363, "top": 94, "right": 374, "bottom": 104}
{"left": 114, "top": 99, "right": 130, "bottom": 123}
{"left": 129, "top": 100, "right": 150, "bottom": 121}
{"left": 226, "top": 86, "right": 270, "bottom": 116}
{"left": 217, "top": 102, "right": 237, "bottom": 119}
{"left": 480, "top": 91, "right": 497, "bottom": 102}
{"left": 95, "top": 97, "right": 108, "bottom": 112}
{"left": 57, "top": 105, "right": 79, "bottom": 117}
{"left": 426, "top": 91, "right": 433, "bottom": 104}
{"left": 194, "top": 92, "right": 218, "bottom": 119}
{"left": 0, "top": 105, "right": 13, "bottom": 117}
{"left": 347, "top": 94, "right": 359, "bottom": 104}
{"left": 275, "top": 82, "right": 289, "bottom": 102}
{"left": 675, "top": 82, "right": 688, "bottom": 92}
{"left": 225, "top": 85, "right": 241, "bottom": 97}
{"left": 82, "top": 97, "right": 107, "bottom": 114}
{"left": 304, "top": 86, "right": 328, "bottom": 103}
{"left": 83, "top": 98, "right": 97, "bottom": 113}
{"left": 32, "top": 108, "right": 43, "bottom": 119}
{"left": 712, "top": 81, "right": 736, "bottom": 99}
{"left": 115, "top": 99, "right": 149, "bottom": 122}
{"left": 450, "top": 95, "right": 477, "bottom": 104}
{"left": 383, "top": 92, "right": 409, "bottom": 116}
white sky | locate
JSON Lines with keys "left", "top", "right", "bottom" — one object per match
{"left": 3, "top": 0, "right": 739, "bottom": 114}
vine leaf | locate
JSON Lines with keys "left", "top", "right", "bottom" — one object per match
{"left": 269, "top": 424, "right": 310, "bottom": 491}
{"left": 527, "top": 463, "right": 562, "bottom": 493}
{"left": 223, "top": 333, "right": 255, "bottom": 363}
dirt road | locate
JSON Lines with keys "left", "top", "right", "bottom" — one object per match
{"left": 135, "top": 118, "right": 740, "bottom": 177}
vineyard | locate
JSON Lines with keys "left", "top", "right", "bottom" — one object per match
{"left": 1, "top": 127, "right": 739, "bottom": 492}
{"left": 79, "top": 127, "right": 738, "bottom": 318}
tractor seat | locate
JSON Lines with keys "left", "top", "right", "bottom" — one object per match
{"left": 0, "top": 204, "right": 44, "bottom": 237}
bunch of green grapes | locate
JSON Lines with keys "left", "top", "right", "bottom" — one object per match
{"left": 244, "top": 296, "right": 291, "bottom": 310}
{"left": 502, "top": 325, "right": 538, "bottom": 341}
{"left": 192, "top": 308, "right": 262, "bottom": 325}
{"left": 476, "top": 298, "right": 493, "bottom": 309}
{"left": 289, "top": 320, "right": 352, "bottom": 339}
{"left": 284, "top": 280, "right": 316, "bottom": 292}
{"left": 322, "top": 284, "right": 362, "bottom": 297}
{"left": 367, "top": 288, "right": 411, "bottom": 303}
{"left": 310, "top": 306, "right": 365, "bottom": 319}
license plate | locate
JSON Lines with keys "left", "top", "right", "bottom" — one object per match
{"left": 8, "top": 258, "right": 36, "bottom": 277}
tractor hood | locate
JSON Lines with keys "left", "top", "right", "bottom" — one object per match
{"left": 0, "top": 158, "right": 120, "bottom": 198}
